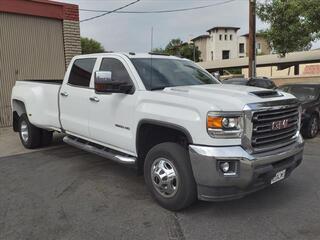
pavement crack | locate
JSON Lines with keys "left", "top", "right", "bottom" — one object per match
{"left": 56, "top": 178, "right": 78, "bottom": 199}
{"left": 166, "top": 213, "right": 186, "bottom": 240}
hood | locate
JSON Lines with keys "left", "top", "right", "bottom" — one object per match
{"left": 161, "top": 84, "right": 295, "bottom": 111}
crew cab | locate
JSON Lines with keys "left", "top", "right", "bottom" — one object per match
{"left": 11, "top": 53, "right": 304, "bottom": 210}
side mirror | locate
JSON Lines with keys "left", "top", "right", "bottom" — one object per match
{"left": 212, "top": 72, "right": 221, "bottom": 81}
{"left": 94, "top": 71, "right": 133, "bottom": 94}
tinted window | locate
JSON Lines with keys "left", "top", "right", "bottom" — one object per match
{"left": 286, "top": 86, "right": 319, "bottom": 102}
{"left": 131, "top": 58, "right": 219, "bottom": 90}
{"left": 68, "top": 58, "right": 96, "bottom": 87}
{"left": 100, "top": 58, "right": 132, "bottom": 83}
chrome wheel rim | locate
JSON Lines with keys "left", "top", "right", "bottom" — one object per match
{"left": 151, "top": 158, "right": 179, "bottom": 198}
{"left": 20, "top": 121, "right": 29, "bottom": 143}
{"left": 311, "top": 118, "right": 318, "bottom": 136}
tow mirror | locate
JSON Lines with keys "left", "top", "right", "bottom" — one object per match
{"left": 94, "top": 71, "right": 133, "bottom": 94}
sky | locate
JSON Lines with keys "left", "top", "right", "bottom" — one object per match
{"left": 58, "top": 0, "right": 320, "bottom": 52}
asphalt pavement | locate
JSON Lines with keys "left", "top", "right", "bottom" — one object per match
{"left": 0, "top": 132, "right": 319, "bottom": 240}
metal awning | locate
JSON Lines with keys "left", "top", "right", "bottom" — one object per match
{"left": 198, "top": 50, "right": 320, "bottom": 71}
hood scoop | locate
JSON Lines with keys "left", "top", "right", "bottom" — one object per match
{"left": 250, "top": 90, "right": 283, "bottom": 98}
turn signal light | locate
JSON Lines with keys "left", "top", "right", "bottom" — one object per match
{"left": 207, "top": 116, "right": 223, "bottom": 129}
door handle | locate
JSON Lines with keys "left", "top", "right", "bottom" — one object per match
{"left": 60, "top": 91, "right": 69, "bottom": 97}
{"left": 89, "top": 96, "right": 100, "bottom": 102}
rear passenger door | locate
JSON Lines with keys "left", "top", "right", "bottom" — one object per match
{"left": 60, "top": 58, "right": 96, "bottom": 138}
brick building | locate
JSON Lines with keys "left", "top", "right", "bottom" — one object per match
{"left": 0, "top": 0, "right": 81, "bottom": 127}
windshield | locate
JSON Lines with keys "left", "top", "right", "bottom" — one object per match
{"left": 285, "top": 86, "right": 319, "bottom": 102}
{"left": 131, "top": 58, "right": 220, "bottom": 90}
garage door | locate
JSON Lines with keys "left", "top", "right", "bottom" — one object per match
{"left": 0, "top": 13, "right": 65, "bottom": 127}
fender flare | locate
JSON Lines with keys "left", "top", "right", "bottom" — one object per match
{"left": 135, "top": 119, "right": 194, "bottom": 154}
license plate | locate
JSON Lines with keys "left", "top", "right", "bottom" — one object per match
{"left": 271, "top": 169, "right": 286, "bottom": 184}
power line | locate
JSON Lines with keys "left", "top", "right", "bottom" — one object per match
{"left": 80, "top": 0, "right": 141, "bottom": 23}
{"left": 80, "top": 0, "right": 236, "bottom": 14}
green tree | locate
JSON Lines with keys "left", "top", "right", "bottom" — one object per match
{"left": 257, "top": 0, "right": 320, "bottom": 56}
{"left": 81, "top": 37, "right": 105, "bottom": 54}
{"left": 152, "top": 47, "right": 166, "bottom": 54}
{"left": 153, "top": 38, "right": 201, "bottom": 62}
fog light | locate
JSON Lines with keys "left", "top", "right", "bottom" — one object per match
{"left": 220, "top": 162, "right": 230, "bottom": 173}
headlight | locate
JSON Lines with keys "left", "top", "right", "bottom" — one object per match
{"left": 207, "top": 112, "right": 243, "bottom": 138}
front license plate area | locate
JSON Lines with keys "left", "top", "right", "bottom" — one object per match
{"left": 271, "top": 169, "right": 286, "bottom": 184}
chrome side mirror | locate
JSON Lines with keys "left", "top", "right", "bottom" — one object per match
{"left": 94, "top": 71, "right": 133, "bottom": 94}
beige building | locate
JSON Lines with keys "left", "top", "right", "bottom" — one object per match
{"left": 240, "top": 33, "right": 272, "bottom": 57}
{"left": 192, "top": 26, "right": 271, "bottom": 62}
{"left": 0, "top": 0, "right": 81, "bottom": 127}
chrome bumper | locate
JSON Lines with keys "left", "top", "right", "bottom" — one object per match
{"left": 189, "top": 134, "right": 304, "bottom": 201}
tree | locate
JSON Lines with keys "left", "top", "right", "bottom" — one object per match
{"left": 257, "top": 0, "right": 320, "bottom": 56}
{"left": 152, "top": 38, "right": 201, "bottom": 62}
{"left": 81, "top": 37, "right": 105, "bottom": 54}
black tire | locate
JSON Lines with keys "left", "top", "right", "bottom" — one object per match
{"left": 144, "top": 142, "right": 197, "bottom": 211}
{"left": 41, "top": 130, "right": 53, "bottom": 147}
{"left": 302, "top": 114, "right": 319, "bottom": 139}
{"left": 18, "top": 114, "right": 42, "bottom": 149}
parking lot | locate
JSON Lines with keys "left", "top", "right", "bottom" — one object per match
{"left": 0, "top": 129, "right": 320, "bottom": 240}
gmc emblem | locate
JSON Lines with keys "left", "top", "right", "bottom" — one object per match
{"left": 272, "top": 119, "right": 289, "bottom": 130}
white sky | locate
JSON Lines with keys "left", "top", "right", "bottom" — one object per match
{"left": 58, "top": 0, "right": 320, "bottom": 52}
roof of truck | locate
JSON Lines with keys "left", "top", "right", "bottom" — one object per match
{"left": 77, "top": 52, "right": 186, "bottom": 60}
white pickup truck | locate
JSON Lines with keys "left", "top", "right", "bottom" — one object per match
{"left": 11, "top": 53, "right": 304, "bottom": 210}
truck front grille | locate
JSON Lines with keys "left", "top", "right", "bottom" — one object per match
{"left": 251, "top": 105, "right": 299, "bottom": 152}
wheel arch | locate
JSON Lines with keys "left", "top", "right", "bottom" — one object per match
{"left": 135, "top": 119, "right": 193, "bottom": 173}
{"left": 12, "top": 99, "right": 27, "bottom": 132}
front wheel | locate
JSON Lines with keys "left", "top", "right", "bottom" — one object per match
{"left": 144, "top": 142, "right": 197, "bottom": 211}
{"left": 302, "top": 114, "right": 319, "bottom": 139}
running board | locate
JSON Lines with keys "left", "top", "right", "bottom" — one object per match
{"left": 63, "top": 136, "right": 136, "bottom": 165}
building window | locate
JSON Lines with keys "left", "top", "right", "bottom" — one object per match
{"left": 239, "top": 43, "right": 245, "bottom": 53}
{"left": 211, "top": 51, "right": 214, "bottom": 61}
{"left": 222, "top": 50, "right": 230, "bottom": 60}
{"left": 225, "top": 35, "right": 227, "bottom": 40}
{"left": 225, "top": 29, "right": 228, "bottom": 33}
{"left": 219, "top": 34, "right": 222, "bottom": 40}
{"left": 257, "top": 42, "right": 261, "bottom": 49}
{"left": 230, "top": 35, "right": 233, "bottom": 41}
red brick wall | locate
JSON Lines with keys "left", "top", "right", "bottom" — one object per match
{"left": 0, "top": 0, "right": 78, "bottom": 21}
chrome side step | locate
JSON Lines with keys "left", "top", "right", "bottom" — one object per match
{"left": 63, "top": 136, "right": 136, "bottom": 165}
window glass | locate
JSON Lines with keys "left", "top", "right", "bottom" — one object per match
{"left": 68, "top": 58, "right": 96, "bottom": 87}
{"left": 131, "top": 58, "right": 220, "bottom": 90}
{"left": 239, "top": 43, "right": 245, "bottom": 53}
{"left": 100, "top": 58, "right": 132, "bottom": 84}
{"left": 287, "top": 86, "right": 319, "bottom": 102}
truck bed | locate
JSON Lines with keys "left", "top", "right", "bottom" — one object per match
{"left": 12, "top": 80, "right": 63, "bottom": 131}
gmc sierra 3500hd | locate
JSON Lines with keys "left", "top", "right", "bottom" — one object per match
{"left": 11, "top": 53, "right": 304, "bottom": 210}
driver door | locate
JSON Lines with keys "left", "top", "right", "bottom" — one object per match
{"left": 88, "top": 57, "right": 137, "bottom": 155}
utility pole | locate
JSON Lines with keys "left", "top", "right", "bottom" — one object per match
{"left": 248, "top": 0, "right": 256, "bottom": 78}
{"left": 150, "top": 26, "right": 154, "bottom": 52}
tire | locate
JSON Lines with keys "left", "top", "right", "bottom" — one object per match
{"left": 144, "top": 142, "right": 197, "bottom": 211}
{"left": 302, "top": 114, "right": 319, "bottom": 139}
{"left": 41, "top": 130, "right": 53, "bottom": 147}
{"left": 18, "top": 114, "right": 42, "bottom": 149}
